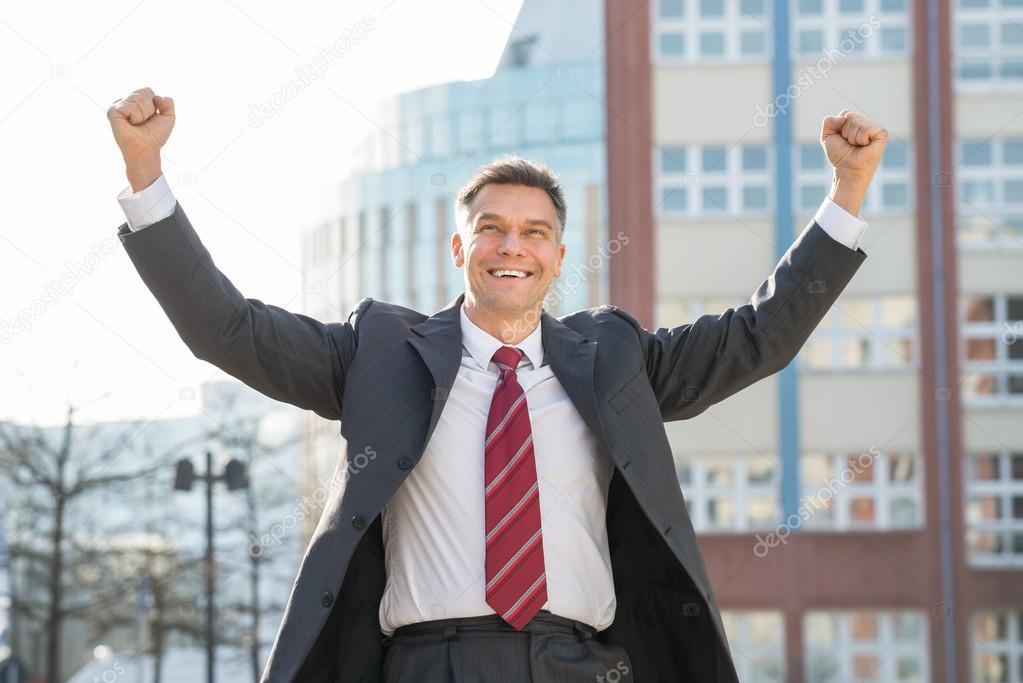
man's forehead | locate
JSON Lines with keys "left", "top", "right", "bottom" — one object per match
{"left": 468, "top": 185, "right": 557, "bottom": 226}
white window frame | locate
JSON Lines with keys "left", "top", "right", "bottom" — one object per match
{"left": 804, "top": 610, "right": 930, "bottom": 683}
{"left": 794, "top": 140, "right": 914, "bottom": 216}
{"left": 721, "top": 610, "right": 787, "bottom": 683}
{"left": 652, "top": 0, "right": 774, "bottom": 63}
{"left": 956, "top": 137, "right": 1023, "bottom": 249}
{"left": 799, "top": 294, "right": 919, "bottom": 372}
{"left": 972, "top": 610, "right": 1023, "bottom": 683}
{"left": 954, "top": 0, "right": 1023, "bottom": 91}
{"left": 960, "top": 293, "right": 1023, "bottom": 406}
{"left": 790, "top": 0, "right": 911, "bottom": 62}
{"left": 654, "top": 144, "right": 774, "bottom": 217}
{"left": 965, "top": 450, "right": 1023, "bottom": 568}
{"left": 678, "top": 451, "right": 782, "bottom": 532}
{"left": 799, "top": 451, "right": 924, "bottom": 530}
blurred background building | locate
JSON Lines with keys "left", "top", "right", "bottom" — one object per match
{"left": 298, "top": 0, "right": 1022, "bottom": 681}
{"left": 0, "top": 381, "right": 300, "bottom": 682}
{"left": 627, "top": 0, "right": 1021, "bottom": 681}
{"left": 299, "top": 0, "right": 608, "bottom": 522}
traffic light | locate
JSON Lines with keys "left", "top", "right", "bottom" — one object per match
{"left": 224, "top": 458, "right": 248, "bottom": 491}
{"left": 174, "top": 459, "right": 196, "bottom": 491}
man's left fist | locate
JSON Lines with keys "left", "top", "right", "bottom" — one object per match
{"left": 821, "top": 110, "right": 889, "bottom": 182}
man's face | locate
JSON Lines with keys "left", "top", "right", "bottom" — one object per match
{"left": 452, "top": 183, "right": 566, "bottom": 318}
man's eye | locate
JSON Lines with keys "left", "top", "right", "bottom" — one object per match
{"left": 481, "top": 225, "right": 498, "bottom": 231}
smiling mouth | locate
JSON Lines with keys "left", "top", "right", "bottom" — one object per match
{"left": 487, "top": 268, "right": 534, "bottom": 280}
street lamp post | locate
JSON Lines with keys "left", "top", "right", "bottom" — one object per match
{"left": 174, "top": 451, "right": 248, "bottom": 683}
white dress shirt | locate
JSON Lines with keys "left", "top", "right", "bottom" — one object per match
{"left": 115, "top": 175, "right": 869, "bottom": 633}
{"left": 376, "top": 308, "right": 617, "bottom": 634}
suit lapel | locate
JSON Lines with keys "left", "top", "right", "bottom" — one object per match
{"left": 407, "top": 294, "right": 465, "bottom": 450}
{"left": 407, "top": 297, "right": 614, "bottom": 463}
{"left": 540, "top": 311, "right": 613, "bottom": 459}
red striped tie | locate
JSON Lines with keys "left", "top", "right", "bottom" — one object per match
{"left": 484, "top": 345, "right": 547, "bottom": 630}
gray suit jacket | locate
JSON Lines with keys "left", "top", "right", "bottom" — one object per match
{"left": 117, "top": 204, "right": 866, "bottom": 682}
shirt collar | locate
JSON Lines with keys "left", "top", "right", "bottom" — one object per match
{"left": 459, "top": 304, "right": 545, "bottom": 371}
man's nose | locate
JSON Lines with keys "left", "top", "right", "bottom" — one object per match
{"left": 498, "top": 231, "right": 526, "bottom": 255}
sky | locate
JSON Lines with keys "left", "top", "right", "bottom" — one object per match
{"left": 0, "top": 0, "right": 525, "bottom": 426}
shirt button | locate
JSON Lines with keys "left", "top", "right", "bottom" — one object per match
{"left": 351, "top": 514, "right": 366, "bottom": 530}
{"left": 397, "top": 456, "right": 413, "bottom": 470}
{"left": 321, "top": 591, "right": 333, "bottom": 608}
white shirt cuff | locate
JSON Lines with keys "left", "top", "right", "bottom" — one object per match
{"left": 117, "top": 173, "right": 177, "bottom": 231}
{"left": 812, "top": 196, "right": 868, "bottom": 251}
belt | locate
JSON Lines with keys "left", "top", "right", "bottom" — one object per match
{"left": 384, "top": 610, "right": 597, "bottom": 644}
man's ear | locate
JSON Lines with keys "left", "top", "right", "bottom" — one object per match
{"left": 553, "top": 242, "right": 566, "bottom": 278}
{"left": 451, "top": 231, "right": 465, "bottom": 268}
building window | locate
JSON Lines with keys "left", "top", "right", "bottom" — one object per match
{"left": 655, "top": 144, "right": 773, "bottom": 217}
{"left": 677, "top": 453, "right": 781, "bottom": 531}
{"left": 961, "top": 293, "right": 1023, "bottom": 403}
{"left": 800, "top": 294, "right": 917, "bottom": 371}
{"left": 655, "top": 296, "right": 748, "bottom": 332}
{"left": 358, "top": 211, "right": 379, "bottom": 297}
{"left": 721, "top": 611, "right": 786, "bottom": 683}
{"left": 805, "top": 611, "right": 929, "bottom": 682}
{"left": 524, "top": 100, "right": 558, "bottom": 145}
{"left": 966, "top": 450, "right": 1023, "bottom": 567}
{"left": 973, "top": 610, "right": 1023, "bottom": 682}
{"left": 957, "top": 138, "right": 1023, "bottom": 246}
{"left": 429, "top": 115, "right": 451, "bottom": 159}
{"left": 792, "top": 0, "right": 911, "bottom": 60}
{"left": 456, "top": 109, "right": 485, "bottom": 154}
{"left": 955, "top": 0, "right": 1023, "bottom": 86}
{"left": 488, "top": 105, "right": 521, "bottom": 149}
{"left": 653, "top": 0, "right": 772, "bottom": 62}
{"left": 800, "top": 451, "right": 923, "bottom": 530}
{"left": 382, "top": 206, "right": 410, "bottom": 306}
{"left": 795, "top": 140, "right": 912, "bottom": 214}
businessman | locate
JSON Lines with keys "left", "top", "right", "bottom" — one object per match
{"left": 108, "top": 87, "right": 885, "bottom": 682}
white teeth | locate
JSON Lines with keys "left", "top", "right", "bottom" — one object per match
{"left": 492, "top": 269, "right": 527, "bottom": 278}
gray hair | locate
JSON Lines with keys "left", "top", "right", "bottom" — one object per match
{"left": 455, "top": 155, "right": 567, "bottom": 242}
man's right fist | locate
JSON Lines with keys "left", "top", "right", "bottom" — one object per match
{"left": 107, "top": 87, "right": 174, "bottom": 191}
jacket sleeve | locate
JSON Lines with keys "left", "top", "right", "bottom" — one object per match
{"left": 116, "top": 201, "right": 368, "bottom": 421}
{"left": 613, "top": 219, "right": 868, "bottom": 422}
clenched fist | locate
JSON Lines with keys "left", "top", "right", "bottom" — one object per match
{"left": 107, "top": 87, "right": 175, "bottom": 192}
{"left": 821, "top": 110, "right": 888, "bottom": 182}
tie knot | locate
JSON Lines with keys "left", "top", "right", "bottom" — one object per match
{"left": 492, "top": 346, "right": 523, "bottom": 373}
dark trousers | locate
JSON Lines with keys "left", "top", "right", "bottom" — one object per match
{"left": 380, "top": 610, "right": 634, "bottom": 683}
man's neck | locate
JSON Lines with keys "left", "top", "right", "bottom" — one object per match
{"left": 462, "top": 299, "right": 541, "bottom": 345}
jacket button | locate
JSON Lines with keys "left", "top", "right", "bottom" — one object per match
{"left": 351, "top": 514, "right": 366, "bottom": 530}
{"left": 321, "top": 591, "right": 333, "bottom": 608}
{"left": 397, "top": 457, "right": 413, "bottom": 470}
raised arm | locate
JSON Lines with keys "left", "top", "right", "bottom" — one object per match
{"left": 108, "top": 88, "right": 364, "bottom": 420}
{"left": 624, "top": 111, "right": 887, "bottom": 422}
{"left": 619, "top": 216, "right": 866, "bottom": 422}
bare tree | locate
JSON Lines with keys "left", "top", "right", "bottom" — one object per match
{"left": 0, "top": 400, "right": 200, "bottom": 683}
{"left": 198, "top": 394, "right": 299, "bottom": 683}
{"left": 80, "top": 543, "right": 206, "bottom": 683}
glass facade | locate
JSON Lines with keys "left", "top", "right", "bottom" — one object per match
{"left": 332, "top": 61, "right": 607, "bottom": 316}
